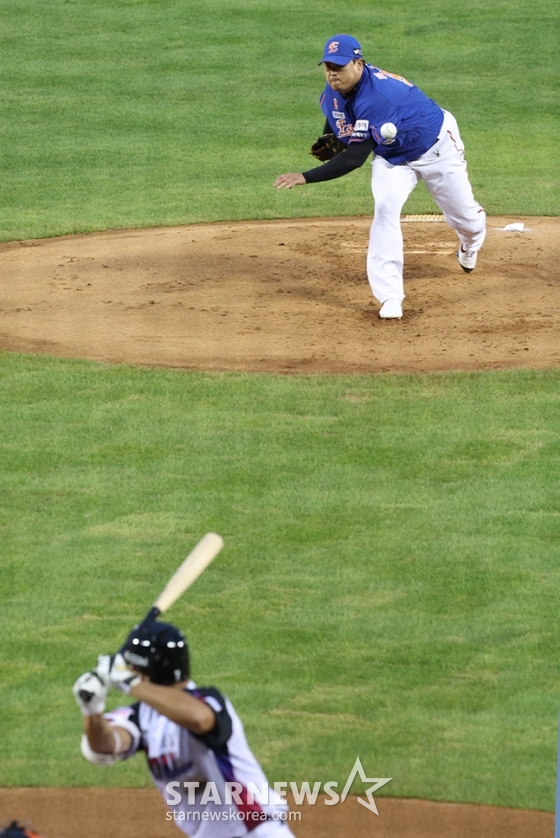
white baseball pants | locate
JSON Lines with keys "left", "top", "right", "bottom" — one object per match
{"left": 367, "top": 109, "right": 486, "bottom": 305}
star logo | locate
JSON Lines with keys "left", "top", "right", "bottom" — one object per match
{"left": 340, "top": 757, "right": 392, "bottom": 815}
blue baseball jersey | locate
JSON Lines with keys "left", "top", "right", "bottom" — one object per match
{"left": 320, "top": 64, "right": 444, "bottom": 165}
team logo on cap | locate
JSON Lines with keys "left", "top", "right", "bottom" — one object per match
{"left": 328, "top": 41, "right": 339, "bottom": 53}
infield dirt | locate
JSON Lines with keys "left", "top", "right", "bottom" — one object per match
{"left": 0, "top": 215, "right": 558, "bottom": 374}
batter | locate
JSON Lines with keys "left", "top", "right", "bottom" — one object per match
{"left": 274, "top": 33, "right": 486, "bottom": 319}
{"left": 73, "top": 621, "right": 296, "bottom": 838}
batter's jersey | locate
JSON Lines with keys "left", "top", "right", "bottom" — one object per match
{"left": 105, "top": 684, "right": 290, "bottom": 837}
{"left": 320, "top": 63, "right": 444, "bottom": 164}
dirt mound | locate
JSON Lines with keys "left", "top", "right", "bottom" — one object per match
{"left": 1, "top": 216, "right": 558, "bottom": 374}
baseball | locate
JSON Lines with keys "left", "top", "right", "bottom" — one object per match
{"left": 380, "top": 122, "right": 397, "bottom": 140}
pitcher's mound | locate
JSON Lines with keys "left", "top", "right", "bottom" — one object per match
{"left": 0, "top": 215, "right": 558, "bottom": 374}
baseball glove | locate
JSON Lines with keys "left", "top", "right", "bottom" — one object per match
{"left": 310, "top": 133, "right": 346, "bottom": 162}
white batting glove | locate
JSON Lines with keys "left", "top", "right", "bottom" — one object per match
{"left": 94, "top": 653, "right": 112, "bottom": 684}
{"left": 109, "top": 652, "right": 142, "bottom": 694}
{"left": 73, "top": 669, "right": 109, "bottom": 716}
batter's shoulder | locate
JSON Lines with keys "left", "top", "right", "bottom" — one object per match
{"left": 188, "top": 685, "right": 226, "bottom": 704}
{"left": 188, "top": 686, "right": 233, "bottom": 750}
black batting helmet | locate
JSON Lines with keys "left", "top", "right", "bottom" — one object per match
{"left": 122, "top": 621, "right": 190, "bottom": 685}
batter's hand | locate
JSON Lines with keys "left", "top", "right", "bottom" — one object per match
{"left": 274, "top": 173, "right": 306, "bottom": 189}
{"left": 109, "top": 652, "right": 143, "bottom": 694}
{"left": 94, "top": 653, "right": 112, "bottom": 687}
{"left": 73, "top": 669, "right": 109, "bottom": 716}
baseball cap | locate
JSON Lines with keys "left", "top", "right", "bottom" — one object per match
{"left": 318, "top": 34, "right": 363, "bottom": 66}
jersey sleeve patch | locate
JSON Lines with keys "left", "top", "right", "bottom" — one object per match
{"left": 189, "top": 687, "right": 233, "bottom": 751}
{"left": 350, "top": 118, "right": 369, "bottom": 140}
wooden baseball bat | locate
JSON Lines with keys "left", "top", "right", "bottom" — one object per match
{"left": 136, "top": 532, "right": 224, "bottom": 630}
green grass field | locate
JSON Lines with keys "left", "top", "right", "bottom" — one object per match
{"left": 1, "top": 354, "right": 559, "bottom": 810}
{"left": 0, "top": 0, "right": 558, "bottom": 242}
{"left": 1, "top": 0, "right": 559, "bottom": 816}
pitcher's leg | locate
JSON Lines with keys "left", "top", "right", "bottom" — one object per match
{"left": 417, "top": 111, "right": 486, "bottom": 259}
{"left": 367, "top": 157, "right": 418, "bottom": 307}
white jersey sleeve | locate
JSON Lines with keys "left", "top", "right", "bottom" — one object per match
{"left": 105, "top": 702, "right": 143, "bottom": 760}
{"left": 80, "top": 703, "right": 143, "bottom": 767}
